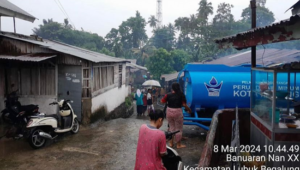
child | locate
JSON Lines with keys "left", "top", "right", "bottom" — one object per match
{"left": 134, "top": 110, "right": 167, "bottom": 170}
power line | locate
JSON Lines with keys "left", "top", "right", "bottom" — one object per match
{"left": 53, "top": 0, "right": 76, "bottom": 29}
{"left": 57, "top": 0, "right": 76, "bottom": 29}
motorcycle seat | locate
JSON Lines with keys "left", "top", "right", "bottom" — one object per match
{"left": 20, "top": 105, "right": 38, "bottom": 112}
{"left": 45, "top": 114, "right": 59, "bottom": 120}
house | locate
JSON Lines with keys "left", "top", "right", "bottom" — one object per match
{"left": 0, "top": 31, "right": 129, "bottom": 124}
{"left": 160, "top": 72, "right": 184, "bottom": 94}
{"left": 126, "top": 59, "right": 148, "bottom": 88}
{"left": 286, "top": 0, "right": 300, "bottom": 15}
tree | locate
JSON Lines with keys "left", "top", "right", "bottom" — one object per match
{"left": 147, "top": 48, "right": 174, "bottom": 80}
{"left": 119, "top": 11, "right": 148, "bottom": 50}
{"left": 213, "top": 3, "right": 235, "bottom": 38}
{"left": 170, "top": 49, "right": 191, "bottom": 71}
{"left": 256, "top": 0, "right": 267, "bottom": 7}
{"left": 32, "top": 19, "right": 107, "bottom": 54}
{"left": 151, "top": 25, "right": 176, "bottom": 51}
{"left": 197, "top": 0, "right": 214, "bottom": 25}
{"left": 213, "top": 3, "right": 234, "bottom": 24}
{"left": 63, "top": 18, "right": 73, "bottom": 29}
{"left": 99, "top": 47, "right": 115, "bottom": 56}
{"left": 241, "top": 5, "right": 275, "bottom": 27}
{"left": 148, "top": 15, "right": 158, "bottom": 31}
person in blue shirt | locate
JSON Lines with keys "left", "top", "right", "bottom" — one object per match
{"left": 135, "top": 89, "right": 144, "bottom": 116}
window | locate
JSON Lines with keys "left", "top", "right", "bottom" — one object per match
{"left": 93, "top": 65, "right": 115, "bottom": 91}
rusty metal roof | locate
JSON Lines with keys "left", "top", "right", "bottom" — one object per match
{"left": 0, "top": 32, "right": 128, "bottom": 63}
{"left": 161, "top": 72, "right": 184, "bottom": 82}
{"left": 0, "top": 0, "right": 36, "bottom": 22}
{"left": 214, "top": 14, "right": 300, "bottom": 49}
{"left": 0, "top": 54, "right": 56, "bottom": 62}
{"left": 206, "top": 49, "right": 300, "bottom": 66}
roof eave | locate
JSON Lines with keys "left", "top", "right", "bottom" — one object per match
{"left": 215, "top": 14, "right": 300, "bottom": 50}
{"left": 0, "top": 7, "right": 36, "bottom": 22}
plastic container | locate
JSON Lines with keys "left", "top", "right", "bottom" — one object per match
{"left": 269, "top": 108, "right": 280, "bottom": 123}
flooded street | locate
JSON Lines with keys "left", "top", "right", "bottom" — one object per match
{"left": 0, "top": 104, "right": 206, "bottom": 170}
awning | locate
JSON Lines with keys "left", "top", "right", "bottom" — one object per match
{"left": 0, "top": 0, "right": 36, "bottom": 22}
{"left": 0, "top": 54, "right": 56, "bottom": 62}
{"left": 214, "top": 14, "right": 300, "bottom": 50}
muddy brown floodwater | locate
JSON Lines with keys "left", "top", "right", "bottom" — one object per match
{"left": 0, "top": 105, "right": 206, "bottom": 170}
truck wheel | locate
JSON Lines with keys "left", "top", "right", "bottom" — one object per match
{"left": 71, "top": 118, "right": 80, "bottom": 134}
{"left": 28, "top": 128, "right": 46, "bottom": 149}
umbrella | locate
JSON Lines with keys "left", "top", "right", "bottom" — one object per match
{"left": 142, "top": 80, "right": 161, "bottom": 87}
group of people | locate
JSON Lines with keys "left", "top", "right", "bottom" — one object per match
{"left": 135, "top": 88, "right": 155, "bottom": 116}
{"left": 134, "top": 82, "right": 192, "bottom": 170}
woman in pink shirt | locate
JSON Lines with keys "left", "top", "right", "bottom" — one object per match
{"left": 134, "top": 110, "right": 167, "bottom": 170}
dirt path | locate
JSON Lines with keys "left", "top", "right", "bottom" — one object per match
{"left": 0, "top": 104, "right": 206, "bottom": 170}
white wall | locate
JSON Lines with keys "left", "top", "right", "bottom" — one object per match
{"left": 92, "top": 85, "right": 128, "bottom": 113}
{"left": 18, "top": 96, "right": 57, "bottom": 114}
{"left": 0, "top": 96, "right": 57, "bottom": 115}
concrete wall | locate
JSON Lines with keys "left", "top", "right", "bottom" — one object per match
{"left": 91, "top": 84, "right": 128, "bottom": 114}
{"left": 18, "top": 96, "right": 57, "bottom": 114}
{"left": 0, "top": 96, "right": 57, "bottom": 115}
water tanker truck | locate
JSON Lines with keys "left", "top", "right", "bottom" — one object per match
{"left": 178, "top": 64, "right": 300, "bottom": 130}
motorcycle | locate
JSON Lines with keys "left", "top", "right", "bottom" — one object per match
{"left": 1, "top": 89, "right": 39, "bottom": 124}
{"left": 1, "top": 89, "right": 39, "bottom": 139}
{"left": 163, "top": 130, "right": 183, "bottom": 170}
{"left": 26, "top": 99, "right": 80, "bottom": 149}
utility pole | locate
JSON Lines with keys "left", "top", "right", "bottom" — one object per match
{"left": 251, "top": 0, "right": 256, "bottom": 68}
{"left": 156, "top": 0, "right": 163, "bottom": 28}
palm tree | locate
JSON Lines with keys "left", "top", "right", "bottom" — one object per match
{"left": 148, "top": 15, "right": 158, "bottom": 31}
{"left": 63, "top": 18, "right": 73, "bottom": 29}
{"left": 197, "top": 0, "right": 214, "bottom": 25}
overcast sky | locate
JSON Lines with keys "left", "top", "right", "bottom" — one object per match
{"left": 0, "top": 0, "right": 295, "bottom": 37}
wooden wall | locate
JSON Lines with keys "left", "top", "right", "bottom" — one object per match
{"left": 2, "top": 63, "right": 55, "bottom": 96}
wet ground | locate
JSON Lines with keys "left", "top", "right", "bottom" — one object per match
{"left": 0, "top": 103, "right": 206, "bottom": 170}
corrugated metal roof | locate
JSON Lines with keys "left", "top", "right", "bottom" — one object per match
{"left": 0, "top": 54, "right": 56, "bottom": 62}
{"left": 161, "top": 72, "right": 184, "bottom": 82}
{"left": 206, "top": 49, "right": 300, "bottom": 66}
{"left": 0, "top": 0, "right": 36, "bottom": 22}
{"left": 286, "top": 0, "right": 300, "bottom": 13}
{"left": 215, "top": 14, "right": 300, "bottom": 43}
{"left": 0, "top": 32, "right": 128, "bottom": 63}
{"left": 127, "top": 62, "right": 147, "bottom": 71}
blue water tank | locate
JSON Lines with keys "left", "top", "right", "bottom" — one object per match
{"left": 181, "top": 64, "right": 252, "bottom": 111}
{"left": 180, "top": 64, "right": 300, "bottom": 112}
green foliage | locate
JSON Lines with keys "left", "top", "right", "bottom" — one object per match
{"left": 148, "top": 15, "right": 158, "bottom": 31}
{"left": 170, "top": 49, "right": 191, "bottom": 72}
{"left": 125, "top": 96, "right": 133, "bottom": 109}
{"left": 147, "top": 48, "right": 174, "bottom": 80}
{"left": 241, "top": 6, "right": 275, "bottom": 27}
{"left": 33, "top": 19, "right": 107, "bottom": 54}
{"left": 197, "top": 0, "right": 214, "bottom": 24}
{"left": 151, "top": 25, "right": 175, "bottom": 51}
